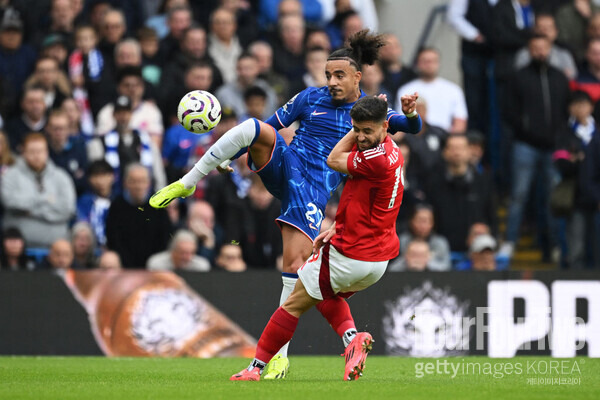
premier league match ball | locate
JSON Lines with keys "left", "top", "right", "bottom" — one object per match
{"left": 177, "top": 90, "right": 222, "bottom": 134}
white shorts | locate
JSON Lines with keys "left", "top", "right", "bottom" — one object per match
{"left": 297, "top": 243, "right": 388, "bottom": 301}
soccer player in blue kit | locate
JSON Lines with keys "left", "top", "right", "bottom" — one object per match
{"left": 150, "top": 30, "right": 421, "bottom": 378}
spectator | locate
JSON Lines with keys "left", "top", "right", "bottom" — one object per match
{"left": 145, "top": 0, "right": 190, "bottom": 39}
{"left": 205, "top": 154, "right": 252, "bottom": 246}
{"left": 467, "top": 234, "right": 497, "bottom": 271}
{"left": 242, "top": 86, "right": 268, "bottom": 120}
{"left": 360, "top": 62, "right": 391, "bottom": 99}
{"left": 98, "top": 8, "right": 127, "bottom": 70}
{"left": 447, "top": 0, "right": 495, "bottom": 135}
{"left": 492, "top": 0, "right": 535, "bottom": 85}
{"left": 71, "top": 222, "right": 97, "bottom": 269}
{"left": 157, "top": 6, "right": 193, "bottom": 62}
{"left": 137, "top": 27, "right": 162, "bottom": 85}
{"left": 221, "top": 0, "right": 259, "bottom": 47}
{"left": 208, "top": 7, "right": 242, "bottom": 84}
{"left": 555, "top": 91, "right": 600, "bottom": 269}
{"left": 379, "top": 33, "right": 416, "bottom": 107}
{"left": 304, "top": 28, "right": 332, "bottom": 53}
{"left": 68, "top": 24, "right": 104, "bottom": 122}
{"left": 501, "top": 34, "right": 570, "bottom": 260}
{"left": 572, "top": 39, "right": 600, "bottom": 102}
{"left": 424, "top": 134, "right": 495, "bottom": 252}
{"left": 105, "top": 163, "right": 172, "bottom": 268}
{"left": 215, "top": 243, "right": 246, "bottom": 272}
{"left": 1, "top": 133, "right": 76, "bottom": 248}
{"left": 88, "top": 1, "right": 113, "bottom": 33}
{"left": 556, "top": 0, "right": 600, "bottom": 63}
{"left": 514, "top": 13, "right": 577, "bottom": 80}
{"left": 45, "top": 109, "right": 88, "bottom": 195}
{"left": 76, "top": 160, "right": 115, "bottom": 247}
{"left": 61, "top": 97, "right": 91, "bottom": 140}
{"left": 271, "top": 13, "right": 306, "bottom": 82}
{"left": 241, "top": 175, "right": 283, "bottom": 269}
{"left": 25, "top": 56, "right": 71, "bottom": 111}
{"left": 95, "top": 66, "right": 164, "bottom": 149}
{"left": 290, "top": 46, "right": 328, "bottom": 94}
{"left": 5, "top": 86, "right": 47, "bottom": 153}
{"left": 39, "top": 239, "right": 75, "bottom": 270}
{"left": 97, "top": 250, "right": 122, "bottom": 269}
{"left": 403, "top": 98, "right": 447, "bottom": 182}
{"left": 113, "top": 38, "right": 159, "bottom": 101}
{"left": 216, "top": 53, "right": 278, "bottom": 119}
{"left": 248, "top": 40, "right": 289, "bottom": 105}
{"left": 398, "top": 204, "right": 452, "bottom": 271}
{"left": 40, "top": 34, "right": 69, "bottom": 72}
{"left": 388, "top": 239, "right": 432, "bottom": 272}
{"left": 467, "top": 130, "right": 486, "bottom": 173}
{"left": 89, "top": 95, "right": 166, "bottom": 191}
{"left": 0, "top": 15, "right": 36, "bottom": 118}
{"left": 0, "top": 227, "right": 36, "bottom": 271}
{"left": 341, "top": 9, "right": 363, "bottom": 45}
{"left": 186, "top": 199, "right": 221, "bottom": 263}
{"left": 397, "top": 48, "right": 468, "bottom": 133}
{"left": 147, "top": 229, "right": 211, "bottom": 271}
{"left": 34, "top": 0, "right": 76, "bottom": 49}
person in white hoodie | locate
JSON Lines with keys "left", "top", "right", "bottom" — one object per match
{"left": 1, "top": 132, "right": 76, "bottom": 248}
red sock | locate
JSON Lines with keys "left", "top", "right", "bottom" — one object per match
{"left": 316, "top": 296, "right": 356, "bottom": 338}
{"left": 255, "top": 307, "right": 299, "bottom": 363}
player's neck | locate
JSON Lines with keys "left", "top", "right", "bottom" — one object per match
{"left": 346, "top": 89, "right": 361, "bottom": 104}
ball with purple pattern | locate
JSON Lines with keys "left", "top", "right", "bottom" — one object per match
{"left": 177, "top": 90, "right": 222, "bottom": 134}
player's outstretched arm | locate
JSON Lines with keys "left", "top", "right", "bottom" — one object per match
{"left": 327, "top": 130, "right": 355, "bottom": 175}
{"left": 388, "top": 92, "right": 422, "bottom": 134}
{"left": 313, "top": 222, "right": 336, "bottom": 252}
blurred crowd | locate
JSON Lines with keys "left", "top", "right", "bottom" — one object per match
{"left": 0, "top": 0, "right": 599, "bottom": 273}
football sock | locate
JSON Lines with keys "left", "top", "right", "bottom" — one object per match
{"left": 255, "top": 307, "right": 299, "bottom": 364}
{"left": 316, "top": 296, "right": 357, "bottom": 346}
{"left": 276, "top": 273, "right": 298, "bottom": 358}
{"left": 247, "top": 358, "right": 267, "bottom": 372}
{"left": 343, "top": 329, "right": 358, "bottom": 348}
{"left": 181, "top": 118, "right": 260, "bottom": 189}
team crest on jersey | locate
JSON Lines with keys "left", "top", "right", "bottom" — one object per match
{"left": 382, "top": 281, "right": 471, "bottom": 357}
{"left": 281, "top": 93, "right": 300, "bottom": 113}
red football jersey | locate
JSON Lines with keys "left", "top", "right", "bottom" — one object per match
{"left": 330, "top": 135, "right": 404, "bottom": 261}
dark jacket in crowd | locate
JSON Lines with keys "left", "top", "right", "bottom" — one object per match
{"left": 461, "top": 0, "right": 495, "bottom": 58}
{"left": 492, "top": 0, "right": 533, "bottom": 81}
{"left": 424, "top": 165, "right": 496, "bottom": 252}
{"left": 504, "top": 62, "right": 570, "bottom": 150}
{"left": 105, "top": 194, "right": 172, "bottom": 268}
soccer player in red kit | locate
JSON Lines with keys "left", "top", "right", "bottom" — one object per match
{"left": 230, "top": 95, "right": 410, "bottom": 382}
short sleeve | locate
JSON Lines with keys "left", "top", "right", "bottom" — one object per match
{"left": 267, "top": 89, "right": 311, "bottom": 129}
{"left": 347, "top": 147, "right": 387, "bottom": 178}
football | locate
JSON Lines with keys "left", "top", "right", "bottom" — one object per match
{"left": 177, "top": 90, "right": 222, "bottom": 134}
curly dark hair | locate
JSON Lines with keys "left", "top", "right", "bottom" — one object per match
{"left": 327, "top": 29, "right": 386, "bottom": 71}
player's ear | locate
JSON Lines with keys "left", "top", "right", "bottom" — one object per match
{"left": 382, "top": 120, "right": 389, "bottom": 132}
{"left": 355, "top": 70, "right": 362, "bottom": 83}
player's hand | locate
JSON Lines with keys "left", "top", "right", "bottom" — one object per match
{"left": 376, "top": 93, "right": 388, "bottom": 102}
{"left": 400, "top": 92, "right": 419, "bottom": 115}
{"left": 216, "top": 165, "right": 234, "bottom": 173}
{"left": 313, "top": 228, "right": 335, "bottom": 252}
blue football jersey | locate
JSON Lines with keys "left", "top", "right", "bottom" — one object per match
{"left": 266, "top": 86, "right": 410, "bottom": 194}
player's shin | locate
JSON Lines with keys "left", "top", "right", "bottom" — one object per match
{"left": 181, "top": 118, "right": 260, "bottom": 189}
{"left": 275, "top": 273, "right": 297, "bottom": 357}
{"left": 254, "top": 307, "right": 299, "bottom": 370}
{"left": 316, "top": 297, "right": 357, "bottom": 347}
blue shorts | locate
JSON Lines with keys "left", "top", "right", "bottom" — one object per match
{"left": 247, "top": 130, "right": 330, "bottom": 241}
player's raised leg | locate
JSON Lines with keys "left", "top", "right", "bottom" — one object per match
{"left": 149, "top": 118, "right": 275, "bottom": 208}
{"left": 262, "top": 223, "right": 313, "bottom": 379}
{"left": 231, "top": 279, "right": 318, "bottom": 381}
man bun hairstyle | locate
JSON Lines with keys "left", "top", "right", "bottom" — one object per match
{"left": 350, "top": 96, "right": 388, "bottom": 123}
{"left": 327, "top": 29, "right": 386, "bottom": 71}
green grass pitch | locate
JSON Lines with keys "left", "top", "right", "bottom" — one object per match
{"left": 1, "top": 356, "right": 598, "bottom": 400}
